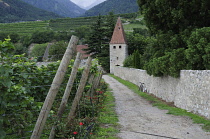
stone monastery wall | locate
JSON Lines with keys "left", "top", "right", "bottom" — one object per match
{"left": 114, "top": 66, "right": 210, "bottom": 119}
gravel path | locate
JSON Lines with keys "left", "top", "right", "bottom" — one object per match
{"left": 103, "top": 75, "right": 210, "bottom": 139}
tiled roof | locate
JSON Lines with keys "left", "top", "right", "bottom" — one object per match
{"left": 110, "top": 17, "right": 127, "bottom": 44}
{"left": 76, "top": 45, "right": 90, "bottom": 58}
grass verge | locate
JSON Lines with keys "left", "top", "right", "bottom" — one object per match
{"left": 109, "top": 74, "right": 210, "bottom": 132}
{"left": 92, "top": 88, "right": 120, "bottom": 139}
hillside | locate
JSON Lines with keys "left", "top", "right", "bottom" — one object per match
{"left": 21, "top": 0, "right": 86, "bottom": 17}
{"left": 0, "top": 0, "right": 61, "bottom": 23}
{"left": 85, "top": 0, "right": 106, "bottom": 10}
{"left": 0, "top": 13, "right": 143, "bottom": 36}
{"left": 83, "top": 0, "right": 139, "bottom": 16}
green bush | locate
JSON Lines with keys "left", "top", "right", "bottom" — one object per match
{"left": 49, "top": 41, "right": 69, "bottom": 61}
{"left": 14, "top": 43, "right": 27, "bottom": 55}
{"left": 186, "top": 27, "right": 210, "bottom": 70}
{"left": 123, "top": 54, "right": 133, "bottom": 68}
{"left": 31, "top": 30, "right": 55, "bottom": 44}
{"left": 30, "top": 43, "right": 48, "bottom": 61}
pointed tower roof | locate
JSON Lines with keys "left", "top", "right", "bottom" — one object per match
{"left": 110, "top": 17, "right": 127, "bottom": 44}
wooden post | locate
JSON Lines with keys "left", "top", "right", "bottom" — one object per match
{"left": 42, "top": 43, "right": 52, "bottom": 62}
{"left": 92, "top": 70, "right": 103, "bottom": 91}
{"left": 66, "top": 56, "right": 93, "bottom": 126}
{"left": 88, "top": 74, "right": 95, "bottom": 84}
{"left": 95, "top": 70, "right": 103, "bottom": 88}
{"left": 31, "top": 36, "right": 78, "bottom": 139}
{"left": 49, "top": 52, "right": 83, "bottom": 139}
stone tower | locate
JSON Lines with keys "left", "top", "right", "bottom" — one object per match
{"left": 109, "top": 17, "right": 128, "bottom": 73}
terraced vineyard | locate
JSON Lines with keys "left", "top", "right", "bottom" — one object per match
{"left": 0, "top": 16, "right": 99, "bottom": 36}
{"left": 0, "top": 21, "right": 49, "bottom": 36}
{"left": 49, "top": 17, "right": 99, "bottom": 31}
{"left": 0, "top": 13, "right": 145, "bottom": 37}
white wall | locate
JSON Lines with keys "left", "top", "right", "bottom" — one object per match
{"left": 114, "top": 66, "right": 210, "bottom": 119}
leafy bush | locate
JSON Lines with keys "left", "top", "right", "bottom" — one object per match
{"left": 186, "top": 27, "right": 210, "bottom": 70}
{"left": 133, "top": 50, "right": 143, "bottom": 69}
{"left": 49, "top": 41, "right": 69, "bottom": 61}
{"left": 14, "top": 43, "right": 27, "bottom": 55}
{"left": 30, "top": 43, "right": 48, "bottom": 61}
{"left": 1, "top": 39, "right": 104, "bottom": 139}
{"left": 123, "top": 55, "right": 133, "bottom": 68}
{"left": 31, "top": 30, "right": 55, "bottom": 44}
{"left": 144, "top": 48, "right": 187, "bottom": 77}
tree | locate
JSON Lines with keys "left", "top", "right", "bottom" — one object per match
{"left": 186, "top": 27, "right": 210, "bottom": 70}
{"left": 126, "top": 33, "right": 149, "bottom": 55}
{"left": 137, "top": 0, "right": 210, "bottom": 34}
{"left": 133, "top": 50, "right": 141, "bottom": 69}
{"left": 31, "top": 30, "right": 55, "bottom": 44}
{"left": 85, "top": 13, "right": 115, "bottom": 72}
{"left": 85, "top": 15, "right": 104, "bottom": 57}
{"left": 136, "top": 0, "right": 210, "bottom": 77}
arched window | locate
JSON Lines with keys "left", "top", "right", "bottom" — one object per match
{"left": 119, "top": 45, "right": 122, "bottom": 49}
{"left": 113, "top": 46, "right": 116, "bottom": 49}
{"left": 117, "top": 57, "right": 119, "bottom": 60}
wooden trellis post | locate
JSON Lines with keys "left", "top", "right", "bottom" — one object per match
{"left": 31, "top": 36, "right": 78, "bottom": 139}
{"left": 66, "top": 56, "right": 93, "bottom": 126}
{"left": 49, "top": 52, "right": 83, "bottom": 139}
{"left": 95, "top": 70, "right": 103, "bottom": 89}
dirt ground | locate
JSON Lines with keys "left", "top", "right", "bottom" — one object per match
{"left": 103, "top": 75, "right": 210, "bottom": 139}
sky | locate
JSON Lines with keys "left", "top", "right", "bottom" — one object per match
{"left": 71, "top": 0, "right": 106, "bottom": 9}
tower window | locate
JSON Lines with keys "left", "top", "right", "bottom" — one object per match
{"left": 113, "top": 46, "right": 116, "bottom": 49}
{"left": 119, "top": 45, "right": 122, "bottom": 49}
{"left": 117, "top": 57, "right": 119, "bottom": 60}
{"left": 118, "top": 27, "right": 121, "bottom": 30}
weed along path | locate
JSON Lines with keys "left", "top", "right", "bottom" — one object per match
{"left": 102, "top": 75, "right": 210, "bottom": 139}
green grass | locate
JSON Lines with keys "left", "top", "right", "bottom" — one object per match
{"left": 92, "top": 89, "right": 120, "bottom": 139}
{"left": 123, "top": 23, "right": 146, "bottom": 32}
{"left": 109, "top": 74, "right": 210, "bottom": 132}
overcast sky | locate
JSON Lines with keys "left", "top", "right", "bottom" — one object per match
{"left": 71, "top": 0, "right": 105, "bottom": 8}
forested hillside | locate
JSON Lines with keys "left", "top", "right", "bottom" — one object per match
{"left": 83, "top": 0, "right": 139, "bottom": 16}
{"left": 21, "top": 0, "right": 86, "bottom": 17}
{"left": 0, "top": 0, "right": 61, "bottom": 23}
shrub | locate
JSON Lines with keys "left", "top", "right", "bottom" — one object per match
{"left": 49, "top": 41, "right": 69, "bottom": 61}
{"left": 186, "top": 27, "right": 210, "bottom": 70}
{"left": 31, "top": 30, "right": 55, "bottom": 44}
{"left": 123, "top": 54, "right": 133, "bottom": 68}
{"left": 30, "top": 43, "right": 48, "bottom": 61}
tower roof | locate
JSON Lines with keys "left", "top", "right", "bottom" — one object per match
{"left": 110, "top": 17, "right": 127, "bottom": 44}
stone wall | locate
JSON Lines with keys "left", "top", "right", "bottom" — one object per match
{"left": 114, "top": 66, "right": 210, "bottom": 119}
{"left": 110, "top": 44, "right": 128, "bottom": 74}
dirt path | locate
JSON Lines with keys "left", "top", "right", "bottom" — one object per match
{"left": 103, "top": 75, "right": 210, "bottom": 139}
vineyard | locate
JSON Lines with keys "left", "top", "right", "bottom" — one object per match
{"left": 0, "top": 37, "right": 108, "bottom": 139}
{"left": 0, "top": 13, "right": 144, "bottom": 37}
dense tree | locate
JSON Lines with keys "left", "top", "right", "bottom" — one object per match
{"left": 85, "top": 15, "right": 104, "bottom": 56}
{"left": 0, "top": 32, "right": 20, "bottom": 43}
{"left": 31, "top": 30, "right": 55, "bottom": 44}
{"left": 126, "top": 33, "right": 149, "bottom": 55}
{"left": 133, "top": 50, "right": 141, "bottom": 69}
{"left": 135, "top": 0, "right": 210, "bottom": 77}
{"left": 85, "top": 13, "right": 115, "bottom": 72}
{"left": 186, "top": 27, "right": 210, "bottom": 70}
{"left": 137, "top": 0, "right": 210, "bottom": 34}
